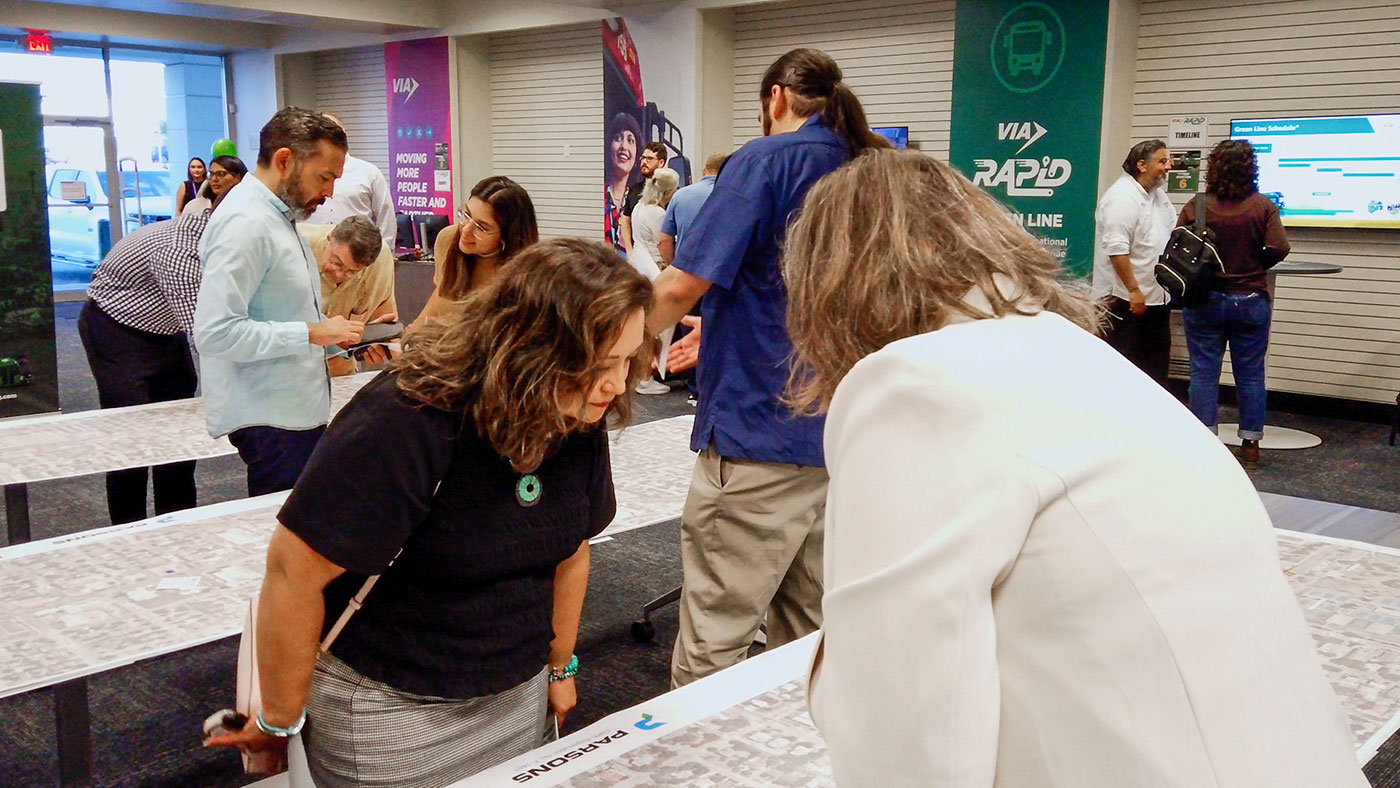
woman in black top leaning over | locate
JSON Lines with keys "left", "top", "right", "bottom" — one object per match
{"left": 207, "top": 239, "right": 652, "bottom": 787}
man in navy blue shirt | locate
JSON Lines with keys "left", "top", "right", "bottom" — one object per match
{"left": 646, "top": 48, "right": 889, "bottom": 687}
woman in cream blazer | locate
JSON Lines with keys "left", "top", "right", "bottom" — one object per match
{"left": 782, "top": 151, "right": 1366, "bottom": 788}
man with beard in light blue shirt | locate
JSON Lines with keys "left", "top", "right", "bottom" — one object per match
{"left": 194, "top": 108, "right": 365, "bottom": 496}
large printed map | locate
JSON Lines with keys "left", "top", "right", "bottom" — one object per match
{"left": 0, "top": 372, "right": 378, "bottom": 486}
{"left": 537, "top": 532, "right": 1400, "bottom": 787}
{"left": 0, "top": 415, "right": 695, "bottom": 699}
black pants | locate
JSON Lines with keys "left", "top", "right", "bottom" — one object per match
{"left": 228, "top": 425, "right": 325, "bottom": 497}
{"left": 78, "top": 300, "right": 198, "bottom": 524}
{"left": 1102, "top": 297, "right": 1172, "bottom": 389}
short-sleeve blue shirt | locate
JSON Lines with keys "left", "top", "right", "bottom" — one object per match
{"left": 661, "top": 175, "right": 716, "bottom": 249}
{"left": 671, "top": 116, "right": 851, "bottom": 467}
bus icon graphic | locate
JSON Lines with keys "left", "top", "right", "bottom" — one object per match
{"left": 1004, "top": 20, "right": 1053, "bottom": 76}
{"left": 989, "top": 3, "right": 1068, "bottom": 94}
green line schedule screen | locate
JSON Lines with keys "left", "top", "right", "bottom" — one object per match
{"left": 1231, "top": 114, "right": 1400, "bottom": 229}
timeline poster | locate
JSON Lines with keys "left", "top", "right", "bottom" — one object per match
{"left": 384, "top": 37, "right": 453, "bottom": 218}
{"left": 0, "top": 81, "right": 59, "bottom": 419}
{"left": 948, "top": 0, "right": 1109, "bottom": 278}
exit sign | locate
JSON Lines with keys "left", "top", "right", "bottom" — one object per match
{"left": 25, "top": 31, "right": 52, "bottom": 54}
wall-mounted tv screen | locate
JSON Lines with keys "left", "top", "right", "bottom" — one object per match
{"left": 1230, "top": 113, "right": 1400, "bottom": 229}
{"left": 873, "top": 126, "right": 909, "bottom": 150}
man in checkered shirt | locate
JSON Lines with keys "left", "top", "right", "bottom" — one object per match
{"left": 79, "top": 197, "right": 227, "bottom": 525}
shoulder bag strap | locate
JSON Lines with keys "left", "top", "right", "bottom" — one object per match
{"left": 317, "top": 480, "right": 443, "bottom": 653}
{"left": 1194, "top": 193, "right": 1209, "bottom": 233}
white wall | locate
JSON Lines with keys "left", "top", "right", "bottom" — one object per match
{"left": 228, "top": 50, "right": 280, "bottom": 163}
{"left": 729, "top": 0, "right": 956, "bottom": 156}
{"left": 454, "top": 35, "right": 494, "bottom": 195}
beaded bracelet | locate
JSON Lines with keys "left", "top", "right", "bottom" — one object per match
{"left": 549, "top": 654, "right": 580, "bottom": 682}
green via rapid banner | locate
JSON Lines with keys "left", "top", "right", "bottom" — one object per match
{"left": 948, "top": 0, "right": 1109, "bottom": 278}
{"left": 0, "top": 82, "right": 59, "bottom": 419}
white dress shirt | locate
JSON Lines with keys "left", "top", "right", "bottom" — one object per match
{"left": 307, "top": 154, "right": 396, "bottom": 248}
{"left": 1092, "top": 172, "right": 1176, "bottom": 305}
{"left": 808, "top": 302, "right": 1367, "bottom": 788}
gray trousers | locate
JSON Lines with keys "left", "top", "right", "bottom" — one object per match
{"left": 670, "top": 445, "right": 829, "bottom": 688}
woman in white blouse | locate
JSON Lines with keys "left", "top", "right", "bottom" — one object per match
{"left": 626, "top": 167, "right": 679, "bottom": 278}
{"left": 782, "top": 150, "right": 1366, "bottom": 788}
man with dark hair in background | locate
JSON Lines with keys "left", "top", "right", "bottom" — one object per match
{"left": 1092, "top": 139, "right": 1176, "bottom": 387}
{"left": 194, "top": 107, "right": 365, "bottom": 496}
{"left": 645, "top": 48, "right": 890, "bottom": 687}
{"left": 620, "top": 141, "right": 668, "bottom": 255}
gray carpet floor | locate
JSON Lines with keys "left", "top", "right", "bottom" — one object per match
{"left": 3, "top": 301, "right": 1398, "bottom": 786}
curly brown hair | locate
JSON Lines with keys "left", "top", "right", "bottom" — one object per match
{"left": 1206, "top": 139, "right": 1259, "bottom": 200}
{"left": 393, "top": 238, "right": 653, "bottom": 471}
{"left": 784, "top": 149, "right": 1097, "bottom": 414}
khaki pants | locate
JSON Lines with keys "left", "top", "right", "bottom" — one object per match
{"left": 670, "top": 445, "right": 828, "bottom": 688}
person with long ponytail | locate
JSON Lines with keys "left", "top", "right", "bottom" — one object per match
{"left": 643, "top": 48, "right": 889, "bottom": 688}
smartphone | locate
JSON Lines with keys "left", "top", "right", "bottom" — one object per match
{"left": 347, "top": 321, "right": 404, "bottom": 351}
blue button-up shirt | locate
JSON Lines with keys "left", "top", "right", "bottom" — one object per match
{"left": 671, "top": 116, "right": 851, "bottom": 467}
{"left": 194, "top": 176, "right": 329, "bottom": 438}
{"left": 661, "top": 174, "right": 716, "bottom": 249}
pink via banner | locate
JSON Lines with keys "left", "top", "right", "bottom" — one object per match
{"left": 385, "top": 37, "right": 453, "bottom": 217}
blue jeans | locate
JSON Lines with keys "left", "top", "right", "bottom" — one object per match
{"left": 1182, "top": 291, "right": 1272, "bottom": 441}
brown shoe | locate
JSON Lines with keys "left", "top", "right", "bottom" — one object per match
{"left": 1238, "top": 439, "right": 1260, "bottom": 470}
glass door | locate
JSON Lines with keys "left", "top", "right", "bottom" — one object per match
{"left": 42, "top": 119, "right": 121, "bottom": 296}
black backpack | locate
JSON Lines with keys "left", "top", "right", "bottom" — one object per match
{"left": 1155, "top": 193, "right": 1222, "bottom": 307}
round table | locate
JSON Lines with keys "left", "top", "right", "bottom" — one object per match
{"left": 1215, "top": 261, "right": 1342, "bottom": 450}
{"left": 1270, "top": 260, "right": 1342, "bottom": 276}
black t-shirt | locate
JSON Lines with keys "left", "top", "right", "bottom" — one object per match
{"left": 278, "top": 372, "right": 616, "bottom": 699}
{"left": 622, "top": 179, "right": 645, "bottom": 218}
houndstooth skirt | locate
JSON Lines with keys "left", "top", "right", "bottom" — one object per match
{"left": 303, "top": 653, "right": 551, "bottom": 788}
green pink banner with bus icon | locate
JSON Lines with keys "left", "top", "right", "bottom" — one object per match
{"left": 0, "top": 81, "right": 59, "bottom": 419}
{"left": 948, "top": 0, "right": 1109, "bottom": 278}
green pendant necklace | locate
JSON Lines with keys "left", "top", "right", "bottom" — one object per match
{"left": 516, "top": 473, "right": 543, "bottom": 507}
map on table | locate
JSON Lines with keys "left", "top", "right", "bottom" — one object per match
{"left": 542, "top": 531, "right": 1400, "bottom": 787}
{"left": 605, "top": 415, "right": 694, "bottom": 536}
{"left": 0, "top": 372, "right": 377, "bottom": 486}
{"left": 0, "top": 415, "right": 696, "bottom": 699}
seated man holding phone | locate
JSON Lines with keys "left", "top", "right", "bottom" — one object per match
{"left": 299, "top": 216, "right": 400, "bottom": 375}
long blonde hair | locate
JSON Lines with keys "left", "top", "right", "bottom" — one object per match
{"left": 783, "top": 150, "right": 1097, "bottom": 414}
{"left": 394, "top": 238, "right": 652, "bottom": 471}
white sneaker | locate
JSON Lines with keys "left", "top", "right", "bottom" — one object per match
{"left": 635, "top": 379, "right": 670, "bottom": 395}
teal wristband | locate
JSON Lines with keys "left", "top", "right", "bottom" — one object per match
{"left": 548, "top": 654, "right": 579, "bottom": 682}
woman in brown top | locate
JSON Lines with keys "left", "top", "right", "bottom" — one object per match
{"left": 407, "top": 176, "right": 539, "bottom": 331}
{"left": 1177, "top": 140, "right": 1290, "bottom": 468}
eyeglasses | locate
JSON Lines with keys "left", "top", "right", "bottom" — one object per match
{"left": 640, "top": 153, "right": 661, "bottom": 163}
{"left": 456, "top": 208, "right": 499, "bottom": 238}
{"left": 208, "top": 170, "right": 236, "bottom": 180}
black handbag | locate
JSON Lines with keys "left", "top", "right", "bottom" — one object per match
{"left": 1155, "top": 193, "right": 1222, "bottom": 308}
